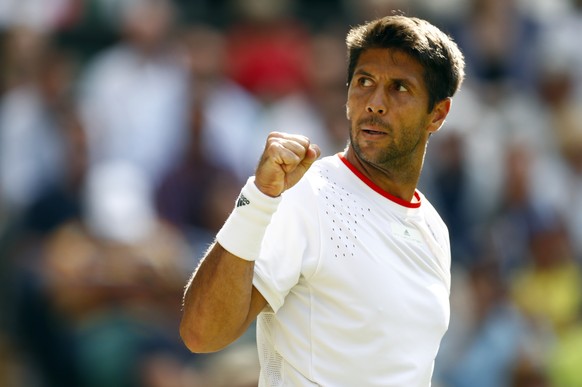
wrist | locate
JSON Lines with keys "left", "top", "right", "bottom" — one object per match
{"left": 216, "top": 176, "right": 282, "bottom": 261}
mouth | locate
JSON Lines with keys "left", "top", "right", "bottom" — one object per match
{"left": 357, "top": 117, "right": 390, "bottom": 137}
{"left": 362, "top": 128, "right": 386, "bottom": 135}
{"left": 360, "top": 124, "right": 390, "bottom": 138}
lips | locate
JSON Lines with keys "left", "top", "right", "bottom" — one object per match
{"left": 357, "top": 117, "right": 390, "bottom": 136}
{"left": 360, "top": 123, "right": 388, "bottom": 137}
{"left": 362, "top": 128, "right": 386, "bottom": 135}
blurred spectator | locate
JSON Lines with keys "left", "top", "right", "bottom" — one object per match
{"left": 434, "top": 260, "right": 552, "bottom": 387}
{"left": 547, "top": 312, "right": 582, "bottom": 387}
{"left": 508, "top": 204, "right": 582, "bottom": 386}
{"left": 0, "top": 0, "right": 83, "bottom": 32}
{"left": 421, "top": 84, "right": 550, "bottom": 268}
{"left": 225, "top": 0, "right": 309, "bottom": 99}
{"left": 487, "top": 144, "right": 549, "bottom": 277}
{"left": 197, "top": 0, "right": 335, "bottom": 180}
{"left": 533, "top": 39, "right": 582, "bottom": 169}
{"left": 41, "top": 161, "right": 193, "bottom": 387}
{"left": 0, "top": 29, "right": 77, "bottom": 215}
{"left": 450, "top": 0, "right": 539, "bottom": 90}
{"left": 427, "top": 76, "right": 553, "bottom": 258}
{"left": 483, "top": 137, "right": 580, "bottom": 313}
{"left": 78, "top": 0, "right": 190, "bottom": 190}
{"left": 511, "top": 359, "right": 550, "bottom": 387}
{"left": 528, "top": 39, "right": 582, "bottom": 260}
{"left": 515, "top": 0, "right": 573, "bottom": 22}
{"left": 0, "top": 33, "right": 86, "bottom": 382}
{"left": 420, "top": 129, "right": 475, "bottom": 267}
{"left": 155, "top": 24, "right": 244, "bottom": 255}
{"left": 533, "top": 0, "right": 582, "bottom": 101}
{"left": 510, "top": 207, "right": 582, "bottom": 336}
{"left": 21, "top": 103, "right": 87, "bottom": 236}
{"left": 174, "top": 21, "right": 256, "bottom": 180}
{"left": 0, "top": 26, "right": 48, "bottom": 91}
{"left": 306, "top": 28, "right": 351, "bottom": 152}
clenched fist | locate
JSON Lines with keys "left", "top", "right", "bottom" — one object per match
{"left": 254, "top": 132, "right": 321, "bottom": 197}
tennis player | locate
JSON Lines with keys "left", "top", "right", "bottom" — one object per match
{"left": 180, "top": 14, "right": 465, "bottom": 386}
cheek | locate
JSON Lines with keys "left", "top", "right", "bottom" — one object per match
{"left": 346, "top": 89, "right": 357, "bottom": 120}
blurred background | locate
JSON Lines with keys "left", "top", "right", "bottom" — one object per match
{"left": 0, "top": 0, "right": 581, "bottom": 386}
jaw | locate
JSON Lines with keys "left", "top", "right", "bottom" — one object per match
{"left": 351, "top": 128, "right": 394, "bottom": 162}
{"left": 350, "top": 128, "right": 428, "bottom": 177}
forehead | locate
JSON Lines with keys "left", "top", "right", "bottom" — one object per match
{"left": 355, "top": 48, "right": 425, "bottom": 84}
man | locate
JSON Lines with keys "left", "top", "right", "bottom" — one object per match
{"left": 180, "top": 15, "right": 465, "bottom": 386}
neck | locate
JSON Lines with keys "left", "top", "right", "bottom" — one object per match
{"left": 344, "top": 145, "right": 424, "bottom": 202}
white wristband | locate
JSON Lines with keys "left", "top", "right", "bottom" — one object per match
{"left": 216, "top": 176, "right": 282, "bottom": 261}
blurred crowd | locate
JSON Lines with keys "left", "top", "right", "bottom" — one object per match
{"left": 0, "top": 0, "right": 581, "bottom": 386}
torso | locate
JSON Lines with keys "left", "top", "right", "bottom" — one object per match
{"left": 253, "top": 154, "right": 451, "bottom": 386}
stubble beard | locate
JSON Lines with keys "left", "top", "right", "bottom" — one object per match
{"left": 348, "top": 120, "right": 428, "bottom": 179}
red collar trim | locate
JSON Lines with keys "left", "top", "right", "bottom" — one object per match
{"left": 338, "top": 153, "right": 421, "bottom": 208}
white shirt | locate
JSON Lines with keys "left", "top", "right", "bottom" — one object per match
{"left": 253, "top": 154, "right": 451, "bottom": 386}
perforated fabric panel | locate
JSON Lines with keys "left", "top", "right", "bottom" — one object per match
{"left": 257, "top": 312, "right": 284, "bottom": 386}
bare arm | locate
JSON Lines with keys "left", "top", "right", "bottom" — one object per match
{"left": 179, "top": 132, "right": 320, "bottom": 353}
{"left": 180, "top": 243, "right": 267, "bottom": 353}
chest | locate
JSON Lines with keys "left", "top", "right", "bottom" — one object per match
{"left": 305, "top": 193, "right": 451, "bottom": 338}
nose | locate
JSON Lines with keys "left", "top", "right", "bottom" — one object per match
{"left": 366, "top": 88, "right": 386, "bottom": 115}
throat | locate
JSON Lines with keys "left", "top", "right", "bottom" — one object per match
{"left": 344, "top": 147, "right": 420, "bottom": 202}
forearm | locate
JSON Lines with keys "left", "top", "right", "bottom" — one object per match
{"left": 179, "top": 242, "right": 260, "bottom": 353}
{"left": 180, "top": 177, "right": 277, "bottom": 352}
{"left": 180, "top": 133, "right": 320, "bottom": 353}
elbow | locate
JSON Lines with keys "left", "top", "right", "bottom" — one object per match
{"left": 179, "top": 318, "right": 228, "bottom": 354}
{"left": 179, "top": 321, "right": 214, "bottom": 353}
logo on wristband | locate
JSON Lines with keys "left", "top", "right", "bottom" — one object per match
{"left": 236, "top": 194, "right": 250, "bottom": 208}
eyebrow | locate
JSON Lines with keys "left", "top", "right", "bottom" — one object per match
{"left": 354, "top": 69, "right": 417, "bottom": 89}
{"left": 354, "top": 69, "right": 374, "bottom": 78}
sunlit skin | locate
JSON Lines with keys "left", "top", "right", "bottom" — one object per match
{"left": 345, "top": 48, "right": 451, "bottom": 202}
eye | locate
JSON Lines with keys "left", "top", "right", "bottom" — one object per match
{"left": 395, "top": 82, "right": 409, "bottom": 92}
{"left": 357, "top": 77, "right": 373, "bottom": 87}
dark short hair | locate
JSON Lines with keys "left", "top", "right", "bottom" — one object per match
{"left": 346, "top": 15, "right": 465, "bottom": 112}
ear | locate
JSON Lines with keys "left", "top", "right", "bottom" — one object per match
{"left": 427, "top": 97, "right": 451, "bottom": 134}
